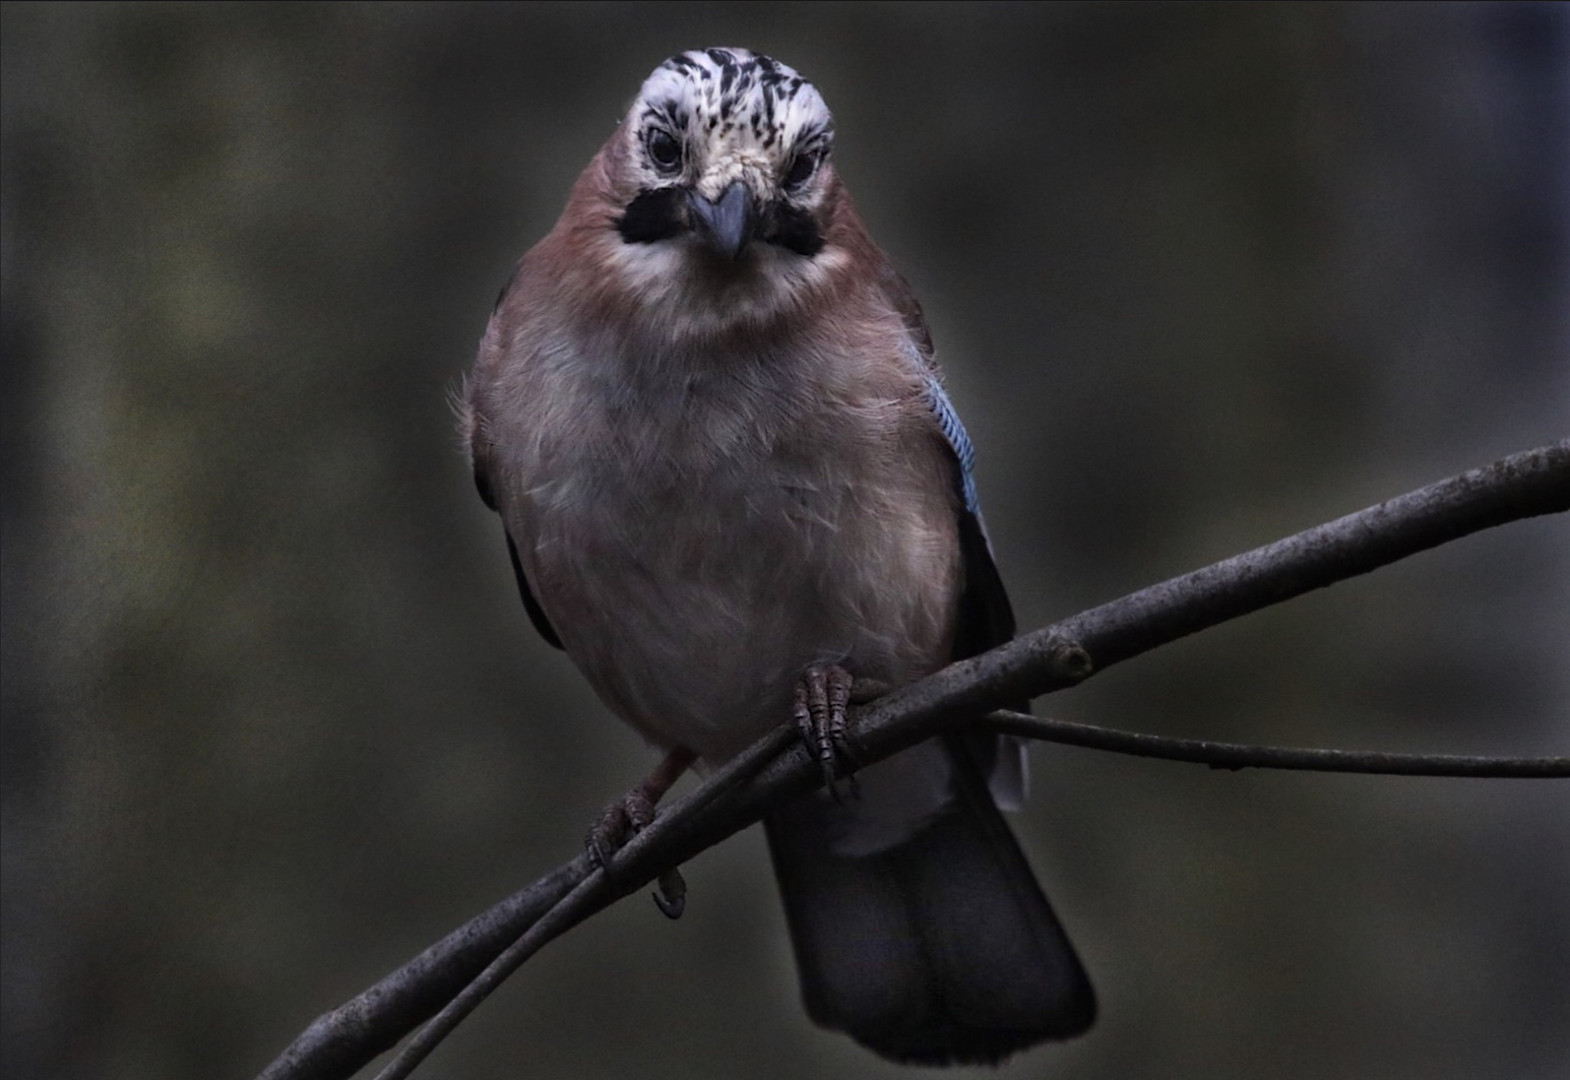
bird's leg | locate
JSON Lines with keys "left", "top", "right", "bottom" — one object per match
{"left": 586, "top": 746, "right": 697, "bottom": 919}
{"left": 793, "top": 664, "right": 860, "bottom": 802}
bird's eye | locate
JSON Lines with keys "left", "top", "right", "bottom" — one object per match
{"left": 784, "top": 149, "right": 821, "bottom": 190}
{"left": 647, "top": 129, "right": 683, "bottom": 173}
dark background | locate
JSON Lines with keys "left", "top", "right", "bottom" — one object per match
{"left": 3, "top": 4, "right": 1566, "bottom": 1079}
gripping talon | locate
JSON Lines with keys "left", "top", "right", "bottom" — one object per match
{"left": 585, "top": 749, "right": 692, "bottom": 889}
{"left": 653, "top": 867, "right": 688, "bottom": 919}
{"left": 586, "top": 804, "right": 630, "bottom": 872}
{"left": 827, "top": 667, "right": 858, "bottom": 768}
{"left": 795, "top": 664, "right": 858, "bottom": 801}
{"left": 793, "top": 683, "right": 837, "bottom": 794}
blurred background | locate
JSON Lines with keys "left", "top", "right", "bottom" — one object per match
{"left": 3, "top": 4, "right": 1567, "bottom": 1079}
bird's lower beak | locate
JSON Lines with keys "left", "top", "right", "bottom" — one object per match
{"left": 688, "top": 181, "right": 757, "bottom": 260}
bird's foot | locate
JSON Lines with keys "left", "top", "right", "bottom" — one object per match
{"left": 585, "top": 788, "right": 654, "bottom": 869}
{"left": 793, "top": 664, "right": 861, "bottom": 802}
{"left": 585, "top": 747, "right": 696, "bottom": 919}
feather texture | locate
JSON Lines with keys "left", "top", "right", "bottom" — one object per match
{"left": 465, "top": 47, "right": 1094, "bottom": 1064}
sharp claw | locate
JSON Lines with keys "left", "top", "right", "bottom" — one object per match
{"left": 652, "top": 867, "right": 687, "bottom": 919}
{"left": 591, "top": 792, "right": 691, "bottom": 917}
{"left": 587, "top": 749, "right": 697, "bottom": 917}
{"left": 795, "top": 664, "right": 861, "bottom": 800}
{"left": 586, "top": 804, "right": 628, "bottom": 871}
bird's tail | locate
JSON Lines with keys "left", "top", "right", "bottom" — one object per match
{"left": 763, "top": 734, "right": 1095, "bottom": 1066}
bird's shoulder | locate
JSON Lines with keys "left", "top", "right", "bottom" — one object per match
{"left": 872, "top": 257, "right": 937, "bottom": 369}
{"left": 844, "top": 244, "right": 979, "bottom": 514}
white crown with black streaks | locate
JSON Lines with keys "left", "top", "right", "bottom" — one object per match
{"left": 631, "top": 47, "right": 834, "bottom": 204}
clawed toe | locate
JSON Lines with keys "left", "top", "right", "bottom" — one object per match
{"left": 652, "top": 868, "right": 686, "bottom": 919}
{"left": 794, "top": 664, "right": 861, "bottom": 801}
{"left": 586, "top": 791, "right": 689, "bottom": 917}
{"left": 585, "top": 748, "right": 697, "bottom": 918}
{"left": 586, "top": 786, "right": 651, "bottom": 862}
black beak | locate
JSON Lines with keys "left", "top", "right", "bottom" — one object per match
{"left": 688, "top": 181, "right": 757, "bottom": 260}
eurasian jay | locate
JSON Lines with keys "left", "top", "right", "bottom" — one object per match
{"left": 462, "top": 47, "right": 1094, "bottom": 1065}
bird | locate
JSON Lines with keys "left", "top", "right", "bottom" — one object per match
{"left": 461, "top": 47, "right": 1095, "bottom": 1065}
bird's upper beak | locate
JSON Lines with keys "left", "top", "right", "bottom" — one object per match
{"left": 688, "top": 181, "right": 757, "bottom": 260}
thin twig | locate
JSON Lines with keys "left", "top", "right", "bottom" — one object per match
{"left": 985, "top": 710, "right": 1570, "bottom": 776}
{"left": 375, "top": 704, "right": 1569, "bottom": 1080}
{"left": 372, "top": 726, "right": 802, "bottom": 1080}
{"left": 371, "top": 873, "right": 607, "bottom": 1080}
{"left": 254, "top": 440, "right": 1569, "bottom": 1080}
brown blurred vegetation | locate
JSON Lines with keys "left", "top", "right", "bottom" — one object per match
{"left": 3, "top": 4, "right": 1566, "bottom": 1079}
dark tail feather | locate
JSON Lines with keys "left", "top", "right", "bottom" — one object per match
{"left": 764, "top": 735, "right": 1095, "bottom": 1065}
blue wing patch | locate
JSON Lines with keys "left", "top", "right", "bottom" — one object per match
{"left": 921, "top": 374, "right": 980, "bottom": 514}
{"left": 913, "top": 353, "right": 1028, "bottom": 803}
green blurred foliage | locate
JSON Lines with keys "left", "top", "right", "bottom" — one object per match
{"left": 3, "top": 4, "right": 1566, "bottom": 1079}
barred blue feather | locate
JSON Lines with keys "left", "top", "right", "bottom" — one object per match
{"left": 921, "top": 374, "right": 980, "bottom": 514}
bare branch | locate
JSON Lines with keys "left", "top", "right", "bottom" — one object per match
{"left": 255, "top": 440, "right": 1569, "bottom": 1080}
{"left": 985, "top": 711, "right": 1570, "bottom": 776}
{"left": 367, "top": 726, "right": 798, "bottom": 1080}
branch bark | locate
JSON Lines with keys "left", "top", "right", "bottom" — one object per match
{"left": 255, "top": 440, "right": 1570, "bottom": 1080}
{"left": 985, "top": 710, "right": 1570, "bottom": 776}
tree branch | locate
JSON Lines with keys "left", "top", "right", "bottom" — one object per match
{"left": 255, "top": 440, "right": 1569, "bottom": 1080}
{"left": 984, "top": 711, "right": 1570, "bottom": 776}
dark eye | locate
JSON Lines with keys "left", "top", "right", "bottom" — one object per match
{"left": 784, "top": 149, "right": 821, "bottom": 190}
{"left": 647, "top": 129, "right": 682, "bottom": 173}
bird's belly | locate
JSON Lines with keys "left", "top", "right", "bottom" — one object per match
{"left": 528, "top": 463, "right": 960, "bottom": 760}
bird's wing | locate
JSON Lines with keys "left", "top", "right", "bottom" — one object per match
{"left": 470, "top": 396, "right": 564, "bottom": 652}
{"left": 878, "top": 265, "right": 1017, "bottom": 660}
{"left": 766, "top": 275, "right": 1089, "bottom": 1064}
{"left": 881, "top": 265, "right": 1027, "bottom": 804}
{"left": 920, "top": 373, "right": 1017, "bottom": 659}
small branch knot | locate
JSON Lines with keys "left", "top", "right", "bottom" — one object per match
{"left": 1050, "top": 637, "right": 1094, "bottom": 682}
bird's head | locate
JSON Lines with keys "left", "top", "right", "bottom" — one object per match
{"left": 609, "top": 48, "right": 837, "bottom": 264}
{"left": 542, "top": 49, "right": 873, "bottom": 341}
